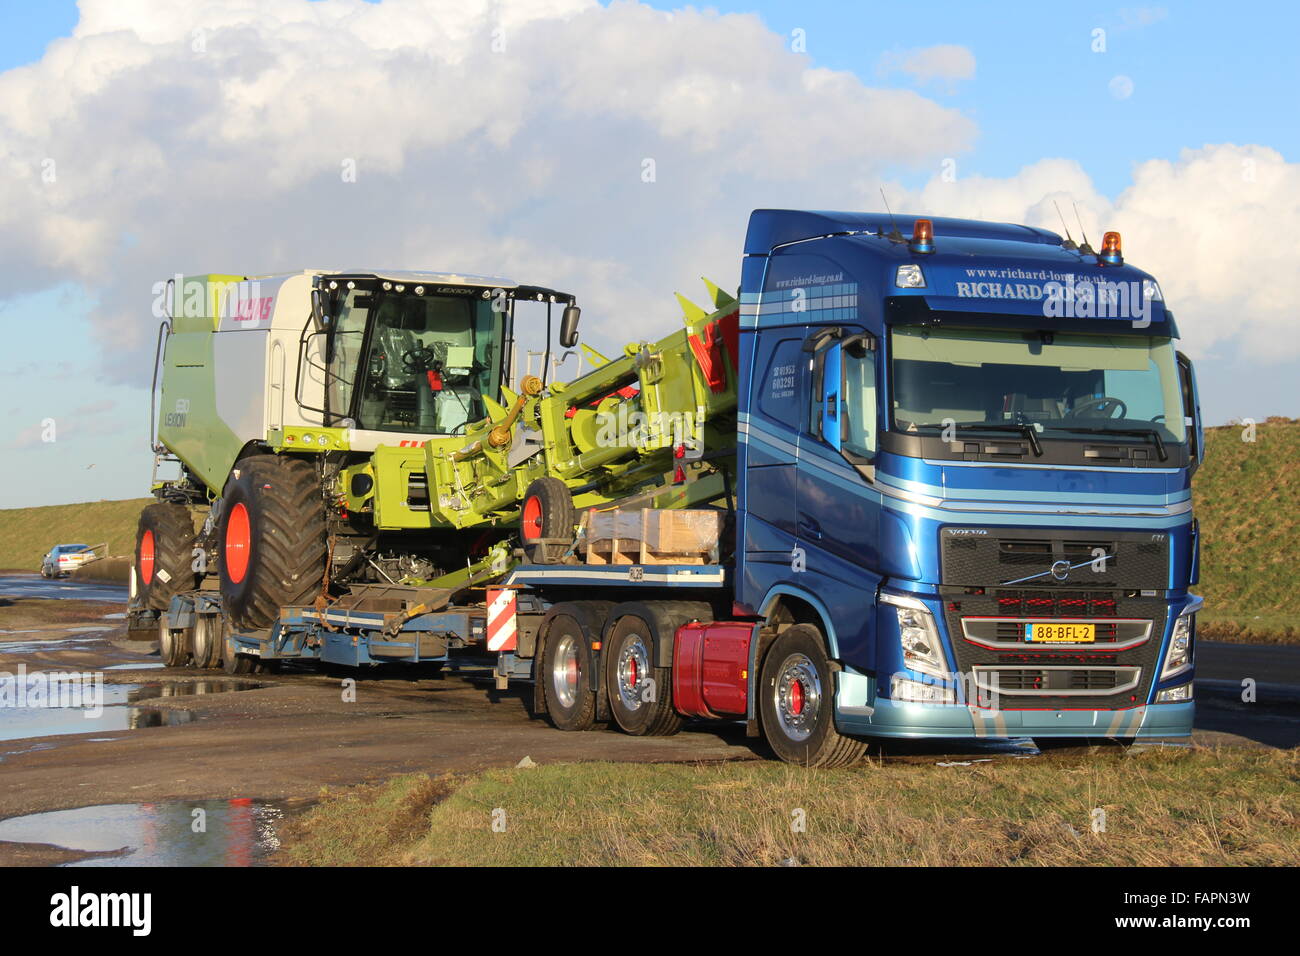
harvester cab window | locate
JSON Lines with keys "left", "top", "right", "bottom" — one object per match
{"left": 326, "top": 286, "right": 500, "bottom": 436}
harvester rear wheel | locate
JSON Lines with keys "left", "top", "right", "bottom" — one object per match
{"left": 520, "top": 477, "right": 576, "bottom": 564}
{"left": 135, "top": 503, "right": 197, "bottom": 611}
{"left": 217, "top": 455, "right": 327, "bottom": 631}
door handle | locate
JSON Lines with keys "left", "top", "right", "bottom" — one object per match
{"left": 798, "top": 516, "right": 823, "bottom": 540}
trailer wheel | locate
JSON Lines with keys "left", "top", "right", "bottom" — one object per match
{"left": 519, "top": 477, "right": 576, "bottom": 564}
{"left": 603, "top": 602, "right": 707, "bottom": 737}
{"left": 159, "top": 616, "right": 192, "bottom": 668}
{"left": 217, "top": 455, "right": 327, "bottom": 631}
{"left": 540, "top": 604, "right": 603, "bottom": 730}
{"left": 758, "top": 625, "right": 866, "bottom": 768}
{"left": 135, "top": 503, "right": 198, "bottom": 611}
{"left": 192, "top": 614, "right": 223, "bottom": 669}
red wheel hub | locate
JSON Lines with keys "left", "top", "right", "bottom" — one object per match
{"left": 790, "top": 679, "right": 804, "bottom": 715}
{"left": 139, "top": 530, "right": 156, "bottom": 585}
{"left": 225, "top": 502, "right": 251, "bottom": 584}
{"left": 628, "top": 656, "right": 639, "bottom": 688}
{"left": 522, "top": 496, "right": 543, "bottom": 540}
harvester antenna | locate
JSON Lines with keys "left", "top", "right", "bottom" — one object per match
{"left": 1072, "top": 202, "right": 1095, "bottom": 255}
{"left": 1054, "top": 200, "right": 1078, "bottom": 251}
{"left": 880, "top": 188, "right": 904, "bottom": 242}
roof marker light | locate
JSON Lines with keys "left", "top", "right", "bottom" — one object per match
{"left": 909, "top": 218, "right": 934, "bottom": 254}
{"left": 1100, "top": 231, "right": 1123, "bottom": 265}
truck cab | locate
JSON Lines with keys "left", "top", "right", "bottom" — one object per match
{"left": 736, "top": 210, "right": 1202, "bottom": 742}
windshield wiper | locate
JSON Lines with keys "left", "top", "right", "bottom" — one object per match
{"left": 1052, "top": 425, "right": 1168, "bottom": 461}
{"left": 949, "top": 423, "right": 1043, "bottom": 457}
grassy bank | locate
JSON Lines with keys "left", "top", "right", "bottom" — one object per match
{"left": 0, "top": 498, "right": 151, "bottom": 572}
{"left": 280, "top": 749, "right": 1300, "bottom": 867}
{"left": 1194, "top": 419, "right": 1299, "bottom": 642}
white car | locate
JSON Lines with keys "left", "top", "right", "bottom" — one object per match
{"left": 40, "top": 543, "right": 93, "bottom": 578}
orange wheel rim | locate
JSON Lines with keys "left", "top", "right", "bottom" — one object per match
{"left": 140, "top": 530, "right": 155, "bottom": 584}
{"left": 225, "top": 502, "right": 251, "bottom": 583}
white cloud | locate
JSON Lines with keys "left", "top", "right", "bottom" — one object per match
{"left": 0, "top": 0, "right": 975, "bottom": 369}
{"left": 878, "top": 44, "right": 976, "bottom": 89}
{"left": 904, "top": 144, "right": 1300, "bottom": 361}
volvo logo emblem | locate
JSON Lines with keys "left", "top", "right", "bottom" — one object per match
{"left": 1050, "top": 559, "right": 1071, "bottom": 581}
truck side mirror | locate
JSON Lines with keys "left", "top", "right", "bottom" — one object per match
{"left": 559, "top": 305, "right": 581, "bottom": 348}
{"left": 1176, "top": 351, "right": 1203, "bottom": 471}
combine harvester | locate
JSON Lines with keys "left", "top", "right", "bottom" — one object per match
{"left": 132, "top": 209, "right": 1205, "bottom": 765}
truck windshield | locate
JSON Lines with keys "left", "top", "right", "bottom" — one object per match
{"left": 326, "top": 288, "right": 503, "bottom": 435}
{"left": 889, "top": 326, "right": 1187, "bottom": 444}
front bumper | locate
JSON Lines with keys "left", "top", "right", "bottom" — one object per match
{"left": 834, "top": 670, "right": 1194, "bottom": 739}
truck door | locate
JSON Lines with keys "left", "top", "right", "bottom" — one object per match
{"left": 795, "top": 326, "right": 883, "bottom": 666}
{"left": 742, "top": 329, "right": 807, "bottom": 561}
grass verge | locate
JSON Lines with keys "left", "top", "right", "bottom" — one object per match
{"left": 280, "top": 748, "right": 1300, "bottom": 867}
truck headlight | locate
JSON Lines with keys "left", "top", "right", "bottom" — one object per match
{"left": 881, "top": 593, "right": 948, "bottom": 678}
{"left": 891, "top": 675, "right": 955, "bottom": 705}
{"left": 1161, "top": 611, "right": 1194, "bottom": 679}
{"left": 1155, "top": 682, "right": 1193, "bottom": 703}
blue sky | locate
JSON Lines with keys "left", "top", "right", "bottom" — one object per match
{"left": 0, "top": 1, "right": 1295, "bottom": 508}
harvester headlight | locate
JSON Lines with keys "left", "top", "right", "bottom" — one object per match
{"left": 395, "top": 284, "right": 405, "bottom": 292}
{"left": 1161, "top": 610, "right": 1194, "bottom": 678}
{"left": 415, "top": 286, "right": 425, "bottom": 295}
{"left": 382, "top": 281, "right": 392, "bottom": 291}
{"left": 895, "top": 264, "right": 926, "bottom": 289}
{"left": 880, "top": 593, "right": 948, "bottom": 678}
{"left": 301, "top": 432, "right": 313, "bottom": 443}
{"left": 318, "top": 434, "right": 328, "bottom": 447}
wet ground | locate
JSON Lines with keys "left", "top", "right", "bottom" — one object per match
{"left": 0, "top": 572, "right": 1295, "bottom": 866}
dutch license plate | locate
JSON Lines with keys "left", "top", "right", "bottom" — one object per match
{"left": 1026, "top": 623, "right": 1095, "bottom": 643}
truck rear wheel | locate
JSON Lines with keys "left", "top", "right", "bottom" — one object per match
{"left": 520, "top": 477, "right": 576, "bottom": 564}
{"left": 759, "top": 625, "right": 867, "bottom": 768}
{"left": 217, "top": 455, "right": 327, "bottom": 631}
{"left": 159, "top": 616, "right": 191, "bottom": 668}
{"left": 192, "top": 614, "right": 223, "bottom": 669}
{"left": 539, "top": 602, "right": 610, "bottom": 731}
{"left": 603, "top": 601, "right": 709, "bottom": 737}
{"left": 135, "top": 503, "right": 197, "bottom": 611}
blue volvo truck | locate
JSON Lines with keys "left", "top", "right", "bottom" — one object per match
{"left": 490, "top": 209, "right": 1203, "bottom": 766}
{"left": 163, "top": 208, "right": 1204, "bottom": 768}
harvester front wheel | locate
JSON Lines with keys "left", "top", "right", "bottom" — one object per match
{"left": 217, "top": 455, "right": 327, "bottom": 631}
{"left": 135, "top": 503, "right": 197, "bottom": 611}
{"left": 520, "top": 477, "right": 576, "bottom": 564}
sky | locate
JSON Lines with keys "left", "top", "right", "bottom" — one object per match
{"left": 0, "top": 0, "right": 1296, "bottom": 507}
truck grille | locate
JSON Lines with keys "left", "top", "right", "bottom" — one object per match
{"left": 941, "top": 588, "right": 1167, "bottom": 710}
{"left": 941, "top": 528, "right": 1170, "bottom": 590}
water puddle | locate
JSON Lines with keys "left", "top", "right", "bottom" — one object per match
{"left": 102, "top": 613, "right": 127, "bottom": 620}
{"left": 0, "top": 679, "right": 262, "bottom": 745}
{"left": 0, "top": 799, "right": 287, "bottom": 866}
{"left": 104, "top": 662, "right": 163, "bottom": 671}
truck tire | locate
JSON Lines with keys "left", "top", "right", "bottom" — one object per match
{"left": 135, "top": 503, "right": 197, "bottom": 611}
{"left": 520, "top": 477, "right": 576, "bottom": 564}
{"left": 217, "top": 455, "right": 327, "bottom": 631}
{"left": 758, "top": 624, "right": 867, "bottom": 768}
{"left": 539, "top": 602, "right": 610, "bottom": 731}
{"left": 192, "top": 613, "right": 223, "bottom": 669}
{"left": 603, "top": 601, "right": 710, "bottom": 737}
{"left": 159, "top": 616, "right": 192, "bottom": 668}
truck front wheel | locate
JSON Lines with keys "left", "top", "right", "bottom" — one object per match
{"left": 759, "top": 625, "right": 867, "bottom": 768}
{"left": 217, "top": 455, "right": 327, "bottom": 631}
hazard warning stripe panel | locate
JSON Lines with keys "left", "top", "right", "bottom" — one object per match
{"left": 486, "top": 587, "right": 518, "bottom": 652}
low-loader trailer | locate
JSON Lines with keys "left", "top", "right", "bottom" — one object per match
{"left": 136, "top": 209, "right": 1204, "bottom": 765}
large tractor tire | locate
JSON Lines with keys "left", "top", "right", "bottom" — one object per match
{"left": 519, "top": 477, "right": 576, "bottom": 564}
{"left": 603, "top": 601, "right": 710, "bottom": 737}
{"left": 135, "top": 503, "right": 198, "bottom": 611}
{"left": 217, "top": 455, "right": 327, "bottom": 631}
{"left": 758, "top": 624, "right": 867, "bottom": 768}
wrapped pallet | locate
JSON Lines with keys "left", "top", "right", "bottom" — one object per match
{"left": 585, "top": 508, "right": 721, "bottom": 565}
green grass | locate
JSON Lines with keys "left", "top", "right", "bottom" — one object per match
{"left": 1194, "top": 419, "right": 1300, "bottom": 642}
{"left": 0, "top": 498, "right": 152, "bottom": 571}
{"left": 279, "top": 750, "right": 1300, "bottom": 867}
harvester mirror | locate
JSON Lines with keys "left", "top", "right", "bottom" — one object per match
{"left": 311, "top": 287, "right": 333, "bottom": 328}
{"left": 558, "top": 304, "right": 581, "bottom": 348}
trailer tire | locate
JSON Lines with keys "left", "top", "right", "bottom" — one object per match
{"left": 540, "top": 603, "right": 606, "bottom": 731}
{"left": 758, "top": 625, "right": 867, "bottom": 768}
{"left": 135, "top": 503, "right": 197, "bottom": 611}
{"left": 520, "top": 477, "right": 576, "bottom": 564}
{"left": 217, "top": 455, "right": 327, "bottom": 631}
{"left": 159, "top": 616, "right": 191, "bottom": 668}
{"left": 603, "top": 602, "right": 708, "bottom": 737}
{"left": 192, "top": 614, "right": 224, "bottom": 669}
